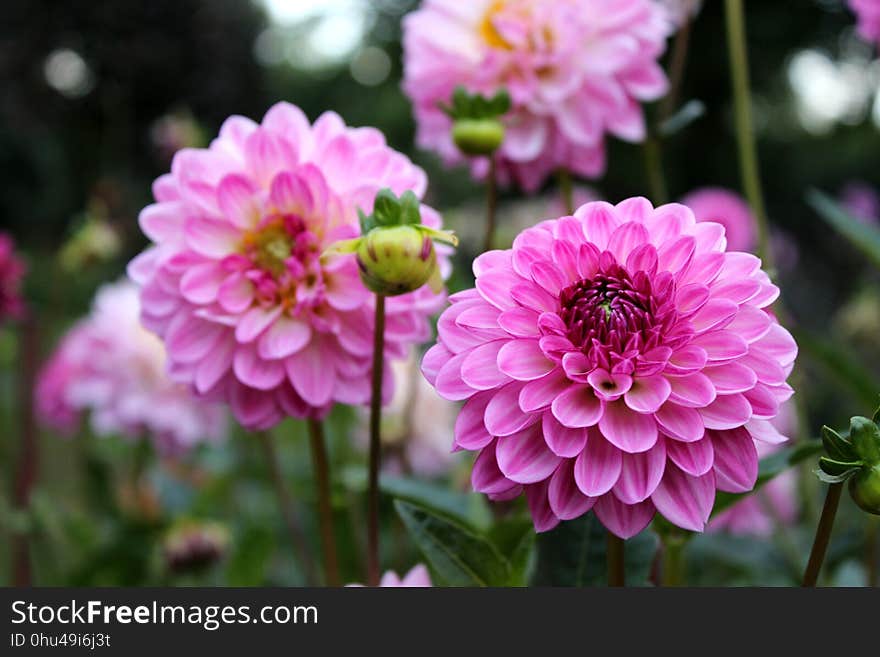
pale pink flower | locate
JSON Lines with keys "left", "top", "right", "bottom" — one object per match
{"left": 709, "top": 403, "right": 798, "bottom": 536}
{"left": 849, "top": 0, "right": 880, "bottom": 47}
{"left": 128, "top": 102, "right": 448, "bottom": 429}
{"left": 0, "top": 232, "right": 26, "bottom": 322}
{"left": 424, "top": 198, "right": 797, "bottom": 538}
{"left": 35, "top": 279, "right": 227, "bottom": 455}
{"left": 349, "top": 564, "right": 433, "bottom": 587}
{"left": 402, "top": 0, "right": 670, "bottom": 192}
{"left": 680, "top": 187, "right": 756, "bottom": 253}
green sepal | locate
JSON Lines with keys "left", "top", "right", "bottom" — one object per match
{"left": 849, "top": 416, "right": 880, "bottom": 463}
{"left": 358, "top": 208, "right": 375, "bottom": 234}
{"left": 821, "top": 425, "right": 857, "bottom": 462}
{"left": 320, "top": 237, "right": 361, "bottom": 260}
{"left": 417, "top": 226, "right": 459, "bottom": 247}
{"left": 818, "top": 455, "right": 864, "bottom": 477}
{"left": 371, "top": 189, "right": 401, "bottom": 227}
{"left": 814, "top": 467, "right": 860, "bottom": 484}
{"left": 399, "top": 190, "right": 422, "bottom": 226}
{"left": 439, "top": 85, "right": 510, "bottom": 120}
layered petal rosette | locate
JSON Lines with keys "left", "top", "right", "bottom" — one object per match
{"left": 423, "top": 198, "right": 797, "bottom": 537}
{"left": 403, "top": 0, "right": 670, "bottom": 191}
{"left": 128, "top": 102, "right": 448, "bottom": 429}
{"left": 35, "top": 279, "right": 227, "bottom": 455}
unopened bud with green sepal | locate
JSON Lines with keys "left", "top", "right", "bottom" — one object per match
{"left": 323, "top": 189, "right": 458, "bottom": 297}
{"left": 816, "top": 408, "right": 880, "bottom": 515}
{"left": 439, "top": 86, "right": 510, "bottom": 156}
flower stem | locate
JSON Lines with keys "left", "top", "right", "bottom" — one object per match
{"left": 483, "top": 157, "right": 498, "bottom": 253}
{"left": 658, "top": 19, "right": 693, "bottom": 123}
{"left": 865, "top": 515, "right": 878, "bottom": 587}
{"left": 367, "top": 293, "right": 386, "bottom": 586}
{"left": 642, "top": 137, "right": 668, "bottom": 205}
{"left": 661, "top": 533, "right": 686, "bottom": 587}
{"left": 257, "top": 430, "right": 320, "bottom": 586}
{"left": 558, "top": 168, "right": 574, "bottom": 215}
{"left": 724, "top": 0, "right": 773, "bottom": 270}
{"left": 305, "top": 419, "right": 341, "bottom": 586}
{"left": 802, "top": 482, "right": 843, "bottom": 587}
{"left": 12, "top": 314, "right": 39, "bottom": 587}
{"left": 606, "top": 534, "right": 625, "bottom": 587}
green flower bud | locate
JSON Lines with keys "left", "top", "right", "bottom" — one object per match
{"left": 323, "top": 188, "right": 458, "bottom": 297}
{"left": 356, "top": 225, "right": 440, "bottom": 296}
{"left": 452, "top": 118, "right": 505, "bottom": 156}
{"left": 849, "top": 464, "right": 880, "bottom": 515}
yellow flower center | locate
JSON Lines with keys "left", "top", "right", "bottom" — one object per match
{"left": 241, "top": 218, "right": 293, "bottom": 277}
{"left": 479, "top": 0, "right": 513, "bottom": 50}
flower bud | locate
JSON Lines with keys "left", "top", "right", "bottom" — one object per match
{"left": 323, "top": 188, "right": 457, "bottom": 297}
{"left": 849, "top": 464, "right": 880, "bottom": 515}
{"left": 452, "top": 118, "right": 505, "bottom": 156}
{"left": 357, "top": 225, "right": 439, "bottom": 296}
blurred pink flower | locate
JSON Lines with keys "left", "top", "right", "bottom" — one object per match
{"left": 849, "top": 0, "right": 880, "bottom": 46}
{"left": 680, "top": 187, "right": 757, "bottom": 253}
{"left": 0, "top": 232, "right": 26, "bottom": 322}
{"left": 35, "top": 279, "right": 227, "bottom": 455}
{"left": 547, "top": 186, "right": 600, "bottom": 218}
{"left": 128, "top": 102, "right": 448, "bottom": 430}
{"left": 349, "top": 564, "right": 433, "bottom": 587}
{"left": 840, "top": 181, "right": 880, "bottom": 226}
{"left": 424, "top": 198, "right": 797, "bottom": 538}
{"left": 708, "top": 402, "right": 798, "bottom": 536}
{"left": 402, "top": 0, "right": 670, "bottom": 192}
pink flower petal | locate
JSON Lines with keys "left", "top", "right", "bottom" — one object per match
{"left": 519, "top": 368, "right": 570, "bottom": 412}
{"left": 185, "top": 217, "right": 240, "bottom": 258}
{"left": 217, "top": 274, "right": 254, "bottom": 314}
{"left": 551, "top": 384, "right": 604, "bottom": 428}
{"left": 623, "top": 375, "right": 671, "bottom": 413}
{"left": 651, "top": 464, "right": 715, "bottom": 532}
{"left": 235, "top": 306, "right": 283, "bottom": 343}
{"left": 461, "top": 340, "right": 511, "bottom": 390}
{"left": 497, "top": 339, "right": 555, "bottom": 381}
{"left": 655, "top": 403, "right": 705, "bottom": 442}
{"left": 668, "top": 372, "right": 716, "bottom": 407}
{"left": 476, "top": 268, "right": 521, "bottom": 310}
{"left": 496, "top": 424, "right": 562, "bottom": 484}
{"left": 594, "top": 495, "right": 655, "bottom": 539}
{"left": 542, "top": 412, "right": 588, "bottom": 457}
{"left": 699, "top": 393, "right": 752, "bottom": 430}
{"left": 612, "top": 439, "right": 667, "bottom": 504}
{"left": 257, "top": 315, "right": 311, "bottom": 359}
{"left": 497, "top": 307, "right": 541, "bottom": 337}
{"left": 549, "top": 461, "right": 596, "bottom": 520}
{"left": 526, "top": 480, "right": 561, "bottom": 533}
{"left": 666, "top": 438, "right": 714, "bottom": 476}
{"left": 710, "top": 427, "right": 759, "bottom": 493}
{"left": 703, "top": 362, "right": 757, "bottom": 394}
{"left": 472, "top": 441, "right": 514, "bottom": 495}
{"left": 484, "top": 382, "right": 536, "bottom": 436}
{"left": 454, "top": 392, "right": 493, "bottom": 450}
{"left": 217, "top": 174, "right": 260, "bottom": 229}
{"left": 286, "top": 339, "right": 335, "bottom": 407}
{"left": 598, "top": 400, "right": 658, "bottom": 453}
{"left": 233, "top": 345, "right": 286, "bottom": 390}
{"left": 574, "top": 432, "right": 622, "bottom": 497}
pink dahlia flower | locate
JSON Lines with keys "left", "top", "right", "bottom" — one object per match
{"left": 423, "top": 198, "right": 797, "bottom": 538}
{"left": 35, "top": 279, "right": 227, "bottom": 455}
{"left": 349, "top": 564, "right": 433, "bottom": 587}
{"left": 402, "top": 0, "right": 670, "bottom": 192}
{"left": 709, "top": 403, "right": 798, "bottom": 536}
{"left": 128, "top": 102, "right": 448, "bottom": 429}
{"left": 850, "top": 0, "right": 880, "bottom": 46}
{"left": 0, "top": 232, "right": 26, "bottom": 322}
{"left": 680, "top": 187, "right": 756, "bottom": 253}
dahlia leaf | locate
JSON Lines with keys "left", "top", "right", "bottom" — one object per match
{"left": 381, "top": 475, "right": 491, "bottom": 531}
{"left": 530, "top": 513, "right": 657, "bottom": 587}
{"left": 395, "top": 500, "right": 511, "bottom": 586}
{"left": 711, "top": 440, "right": 822, "bottom": 517}
{"left": 488, "top": 518, "right": 536, "bottom": 586}
{"left": 807, "top": 188, "right": 880, "bottom": 269}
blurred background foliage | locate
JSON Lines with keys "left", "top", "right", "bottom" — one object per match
{"left": 1, "top": 0, "right": 879, "bottom": 586}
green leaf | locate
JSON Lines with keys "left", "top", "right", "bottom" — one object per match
{"left": 380, "top": 475, "right": 491, "bottom": 531}
{"left": 712, "top": 441, "right": 823, "bottom": 517}
{"left": 873, "top": 403, "right": 880, "bottom": 425}
{"left": 530, "top": 513, "right": 657, "bottom": 586}
{"left": 793, "top": 328, "right": 880, "bottom": 409}
{"left": 807, "top": 188, "right": 880, "bottom": 269}
{"left": 821, "top": 425, "right": 856, "bottom": 461}
{"left": 487, "top": 517, "right": 535, "bottom": 586}
{"left": 395, "top": 500, "right": 510, "bottom": 586}
{"left": 815, "top": 467, "right": 859, "bottom": 484}
{"left": 657, "top": 99, "right": 706, "bottom": 137}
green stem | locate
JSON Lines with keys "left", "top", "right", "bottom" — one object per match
{"left": 606, "top": 534, "right": 625, "bottom": 587}
{"left": 557, "top": 168, "right": 574, "bottom": 215}
{"left": 866, "top": 516, "right": 878, "bottom": 587}
{"left": 802, "top": 482, "right": 843, "bottom": 587}
{"left": 642, "top": 138, "right": 668, "bottom": 205}
{"left": 661, "top": 534, "right": 685, "bottom": 587}
{"left": 367, "top": 294, "right": 386, "bottom": 586}
{"left": 483, "top": 157, "right": 498, "bottom": 252}
{"left": 724, "top": 0, "right": 773, "bottom": 270}
{"left": 257, "top": 431, "right": 319, "bottom": 585}
{"left": 306, "top": 422, "right": 341, "bottom": 586}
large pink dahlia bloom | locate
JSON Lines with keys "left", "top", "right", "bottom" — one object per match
{"left": 128, "top": 102, "right": 448, "bottom": 429}
{"left": 35, "top": 279, "right": 227, "bottom": 455}
{"left": 850, "top": 0, "right": 880, "bottom": 47}
{"left": 402, "top": 0, "right": 670, "bottom": 192}
{"left": 0, "top": 232, "right": 26, "bottom": 322}
{"left": 423, "top": 198, "right": 797, "bottom": 538}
